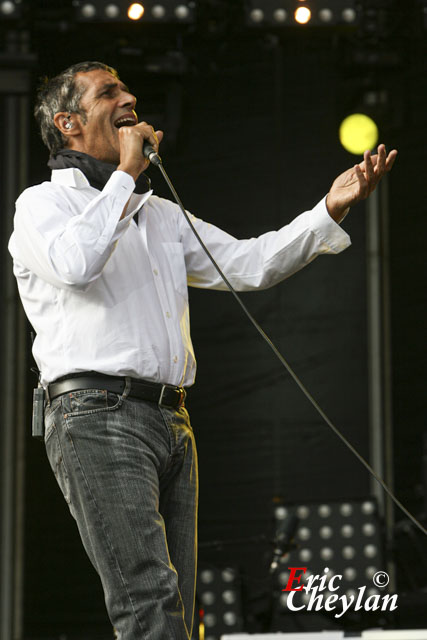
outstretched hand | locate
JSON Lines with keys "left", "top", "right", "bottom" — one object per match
{"left": 326, "top": 144, "right": 398, "bottom": 222}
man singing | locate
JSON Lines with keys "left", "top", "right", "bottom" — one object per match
{"left": 8, "top": 61, "right": 396, "bottom": 639}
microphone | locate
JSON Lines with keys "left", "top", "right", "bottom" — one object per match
{"left": 269, "top": 513, "right": 299, "bottom": 574}
{"left": 143, "top": 141, "right": 162, "bottom": 167}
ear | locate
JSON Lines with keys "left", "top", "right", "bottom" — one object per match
{"left": 53, "top": 112, "right": 82, "bottom": 139}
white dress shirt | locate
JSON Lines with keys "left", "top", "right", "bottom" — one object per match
{"left": 8, "top": 168, "right": 351, "bottom": 386}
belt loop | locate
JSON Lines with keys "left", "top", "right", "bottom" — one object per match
{"left": 158, "top": 384, "right": 167, "bottom": 407}
{"left": 122, "top": 376, "right": 132, "bottom": 400}
{"left": 116, "top": 376, "right": 131, "bottom": 408}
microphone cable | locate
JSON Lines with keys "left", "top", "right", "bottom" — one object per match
{"left": 146, "top": 146, "right": 427, "bottom": 538}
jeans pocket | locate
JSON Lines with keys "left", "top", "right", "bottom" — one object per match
{"left": 62, "top": 389, "right": 122, "bottom": 418}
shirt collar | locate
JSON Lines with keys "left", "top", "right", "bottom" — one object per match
{"left": 51, "top": 168, "right": 91, "bottom": 189}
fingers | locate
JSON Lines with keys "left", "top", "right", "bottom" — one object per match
{"left": 358, "top": 144, "right": 397, "bottom": 195}
{"left": 385, "top": 148, "right": 398, "bottom": 171}
{"left": 136, "top": 122, "right": 163, "bottom": 151}
{"left": 354, "top": 163, "right": 369, "bottom": 199}
{"left": 376, "top": 143, "right": 386, "bottom": 174}
{"left": 364, "top": 150, "right": 375, "bottom": 191}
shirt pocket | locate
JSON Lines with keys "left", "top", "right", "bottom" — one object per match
{"left": 161, "top": 242, "right": 188, "bottom": 299}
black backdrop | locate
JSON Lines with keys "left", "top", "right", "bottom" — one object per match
{"left": 9, "top": 8, "right": 425, "bottom": 637}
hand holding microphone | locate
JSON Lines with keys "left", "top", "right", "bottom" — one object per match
{"left": 117, "top": 121, "right": 163, "bottom": 180}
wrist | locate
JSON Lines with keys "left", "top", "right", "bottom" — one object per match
{"left": 326, "top": 194, "right": 350, "bottom": 224}
{"left": 117, "top": 164, "right": 141, "bottom": 182}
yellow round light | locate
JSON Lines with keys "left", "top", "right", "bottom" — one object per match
{"left": 339, "top": 113, "right": 379, "bottom": 155}
{"left": 294, "top": 6, "right": 311, "bottom": 24}
{"left": 128, "top": 2, "right": 144, "bottom": 20}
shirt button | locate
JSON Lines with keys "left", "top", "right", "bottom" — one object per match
{"left": 166, "top": 311, "right": 171, "bottom": 318}
{"left": 173, "top": 356, "right": 178, "bottom": 363}
{"left": 153, "top": 269, "right": 158, "bottom": 276}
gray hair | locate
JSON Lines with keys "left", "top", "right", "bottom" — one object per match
{"left": 34, "top": 61, "right": 119, "bottom": 156}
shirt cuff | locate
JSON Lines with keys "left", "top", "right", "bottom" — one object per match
{"left": 308, "top": 196, "right": 352, "bottom": 253}
{"left": 94, "top": 171, "right": 152, "bottom": 252}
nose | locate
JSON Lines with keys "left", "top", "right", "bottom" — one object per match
{"left": 119, "top": 89, "right": 137, "bottom": 110}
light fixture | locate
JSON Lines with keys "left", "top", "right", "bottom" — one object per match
{"left": 174, "top": 3, "right": 189, "bottom": 19}
{"left": 0, "top": 0, "right": 18, "bottom": 15}
{"left": 197, "top": 565, "right": 243, "bottom": 637}
{"left": 294, "top": 6, "right": 311, "bottom": 24}
{"left": 273, "top": 8, "right": 287, "bottom": 22}
{"left": 79, "top": 2, "right": 97, "bottom": 18}
{"left": 127, "top": 2, "right": 144, "bottom": 19}
{"left": 75, "top": 0, "right": 195, "bottom": 23}
{"left": 105, "top": 3, "right": 120, "bottom": 18}
{"left": 249, "top": 7, "right": 264, "bottom": 23}
{"left": 319, "top": 8, "right": 333, "bottom": 23}
{"left": 246, "top": 1, "right": 359, "bottom": 28}
{"left": 272, "top": 497, "right": 383, "bottom": 615}
{"left": 152, "top": 3, "right": 166, "bottom": 18}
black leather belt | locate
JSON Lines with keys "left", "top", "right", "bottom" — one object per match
{"left": 46, "top": 373, "right": 187, "bottom": 409}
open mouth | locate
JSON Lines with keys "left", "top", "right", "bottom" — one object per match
{"left": 114, "top": 114, "right": 137, "bottom": 128}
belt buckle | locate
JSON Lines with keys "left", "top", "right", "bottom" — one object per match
{"left": 158, "top": 384, "right": 186, "bottom": 408}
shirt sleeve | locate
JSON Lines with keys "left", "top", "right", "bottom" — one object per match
{"left": 178, "top": 196, "right": 352, "bottom": 291}
{"left": 9, "top": 171, "right": 151, "bottom": 289}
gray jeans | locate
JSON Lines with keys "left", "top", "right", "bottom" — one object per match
{"left": 44, "top": 381, "right": 198, "bottom": 639}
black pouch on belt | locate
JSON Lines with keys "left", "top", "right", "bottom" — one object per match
{"left": 32, "top": 385, "right": 45, "bottom": 440}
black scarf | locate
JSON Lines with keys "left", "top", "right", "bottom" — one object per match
{"left": 48, "top": 149, "right": 151, "bottom": 194}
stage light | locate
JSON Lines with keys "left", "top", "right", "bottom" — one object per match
{"left": 128, "top": 2, "right": 144, "bottom": 19}
{"left": 222, "top": 590, "right": 237, "bottom": 604}
{"left": 295, "top": 6, "right": 311, "bottom": 24}
{"left": 273, "top": 8, "right": 287, "bottom": 22}
{"left": 152, "top": 3, "right": 166, "bottom": 18}
{"left": 318, "top": 503, "right": 332, "bottom": 517}
{"left": 224, "top": 611, "right": 237, "bottom": 625}
{"left": 339, "top": 113, "right": 379, "bottom": 155}
{"left": 320, "top": 525, "right": 333, "bottom": 539}
{"left": 363, "top": 543, "right": 378, "bottom": 558}
{"left": 249, "top": 7, "right": 264, "bottom": 23}
{"left": 273, "top": 497, "right": 384, "bottom": 617}
{"left": 201, "top": 591, "right": 215, "bottom": 605}
{"left": 175, "top": 4, "right": 189, "bottom": 19}
{"left": 344, "top": 566, "right": 357, "bottom": 580}
{"left": 75, "top": 0, "right": 194, "bottom": 23}
{"left": 320, "top": 546, "right": 334, "bottom": 560}
{"left": 361, "top": 500, "right": 375, "bottom": 514}
{"left": 297, "top": 504, "right": 310, "bottom": 518}
{"left": 340, "top": 502, "right": 353, "bottom": 516}
{"left": 365, "top": 565, "right": 378, "bottom": 579}
{"left": 0, "top": 0, "right": 15, "bottom": 15}
{"left": 341, "top": 524, "right": 354, "bottom": 537}
{"left": 80, "top": 2, "right": 97, "bottom": 18}
{"left": 200, "top": 569, "right": 215, "bottom": 584}
{"left": 299, "top": 547, "right": 312, "bottom": 561}
{"left": 278, "top": 570, "right": 290, "bottom": 584}
{"left": 274, "top": 505, "right": 287, "bottom": 520}
{"left": 221, "top": 568, "right": 236, "bottom": 582}
{"left": 197, "top": 565, "right": 243, "bottom": 637}
{"left": 363, "top": 522, "right": 375, "bottom": 536}
{"left": 298, "top": 526, "right": 311, "bottom": 540}
{"left": 342, "top": 545, "right": 356, "bottom": 559}
{"left": 342, "top": 7, "right": 357, "bottom": 23}
{"left": 319, "top": 8, "right": 333, "bottom": 23}
{"left": 105, "top": 3, "right": 120, "bottom": 18}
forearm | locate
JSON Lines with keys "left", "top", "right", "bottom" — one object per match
{"left": 12, "top": 171, "right": 146, "bottom": 288}
{"left": 182, "top": 197, "right": 351, "bottom": 292}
